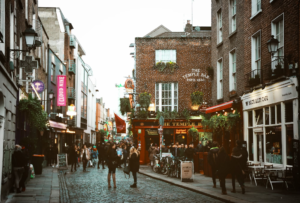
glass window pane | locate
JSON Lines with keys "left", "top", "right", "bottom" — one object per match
{"left": 156, "top": 99, "right": 159, "bottom": 105}
{"left": 255, "top": 109, "right": 263, "bottom": 125}
{"left": 174, "top": 99, "right": 177, "bottom": 105}
{"left": 285, "top": 102, "right": 293, "bottom": 123}
{"left": 156, "top": 83, "right": 159, "bottom": 90}
{"left": 248, "top": 129, "right": 253, "bottom": 161}
{"left": 286, "top": 125, "right": 293, "bottom": 165}
{"left": 265, "top": 107, "right": 269, "bottom": 125}
{"left": 248, "top": 111, "right": 253, "bottom": 127}
{"left": 271, "top": 106, "right": 275, "bottom": 124}
{"left": 266, "top": 127, "right": 282, "bottom": 164}
{"left": 277, "top": 104, "right": 281, "bottom": 124}
{"left": 174, "top": 91, "right": 177, "bottom": 97}
{"left": 174, "top": 83, "right": 178, "bottom": 90}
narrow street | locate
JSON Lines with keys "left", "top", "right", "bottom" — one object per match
{"left": 64, "top": 166, "right": 224, "bottom": 203}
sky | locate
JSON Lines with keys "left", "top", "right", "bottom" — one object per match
{"left": 39, "top": 0, "right": 211, "bottom": 118}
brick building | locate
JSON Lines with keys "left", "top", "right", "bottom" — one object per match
{"left": 132, "top": 22, "right": 212, "bottom": 164}
{"left": 241, "top": 0, "right": 299, "bottom": 169}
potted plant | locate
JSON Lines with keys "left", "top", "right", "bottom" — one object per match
{"left": 190, "top": 91, "right": 203, "bottom": 109}
{"left": 154, "top": 61, "right": 179, "bottom": 73}
{"left": 139, "top": 92, "right": 151, "bottom": 109}
{"left": 188, "top": 127, "right": 199, "bottom": 142}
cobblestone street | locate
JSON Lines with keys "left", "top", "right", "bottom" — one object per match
{"left": 64, "top": 166, "right": 224, "bottom": 203}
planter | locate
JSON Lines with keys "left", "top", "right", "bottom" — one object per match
{"left": 32, "top": 154, "right": 45, "bottom": 175}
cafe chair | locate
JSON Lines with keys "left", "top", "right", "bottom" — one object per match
{"left": 245, "top": 162, "right": 253, "bottom": 181}
{"left": 252, "top": 167, "right": 265, "bottom": 186}
{"left": 277, "top": 166, "right": 294, "bottom": 189}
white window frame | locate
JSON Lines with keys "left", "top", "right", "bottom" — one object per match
{"left": 155, "top": 50, "right": 176, "bottom": 63}
{"left": 251, "top": 30, "right": 261, "bottom": 73}
{"left": 229, "top": 49, "right": 237, "bottom": 91}
{"left": 271, "top": 14, "right": 284, "bottom": 68}
{"left": 217, "top": 11, "right": 223, "bottom": 43}
{"left": 251, "top": 0, "right": 262, "bottom": 17}
{"left": 0, "top": 0, "right": 5, "bottom": 50}
{"left": 155, "top": 83, "right": 178, "bottom": 112}
{"left": 217, "top": 58, "right": 223, "bottom": 99}
{"left": 229, "top": 0, "right": 236, "bottom": 33}
{"left": 25, "top": 0, "right": 28, "bottom": 20}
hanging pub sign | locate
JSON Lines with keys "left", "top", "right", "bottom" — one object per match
{"left": 57, "top": 75, "right": 67, "bottom": 106}
{"left": 66, "top": 104, "right": 76, "bottom": 119}
{"left": 31, "top": 80, "right": 45, "bottom": 93}
{"left": 125, "top": 78, "right": 134, "bottom": 94}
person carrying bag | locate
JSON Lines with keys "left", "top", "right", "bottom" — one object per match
{"left": 128, "top": 147, "right": 140, "bottom": 188}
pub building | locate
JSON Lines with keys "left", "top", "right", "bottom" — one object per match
{"left": 241, "top": 77, "right": 298, "bottom": 167}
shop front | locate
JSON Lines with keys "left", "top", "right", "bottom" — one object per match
{"left": 241, "top": 78, "right": 298, "bottom": 167}
{"left": 132, "top": 119, "right": 209, "bottom": 165}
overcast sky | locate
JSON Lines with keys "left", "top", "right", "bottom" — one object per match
{"left": 39, "top": 0, "right": 211, "bottom": 118}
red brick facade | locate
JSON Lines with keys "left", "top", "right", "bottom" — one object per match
{"left": 135, "top": 36, "right": 212, "bottom": 112}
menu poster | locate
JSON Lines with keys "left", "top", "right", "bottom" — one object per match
{"left": 57, "top": 153, "right": 68, "bottom": 169}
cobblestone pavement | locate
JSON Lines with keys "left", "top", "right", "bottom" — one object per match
{"left": 64, "top": 166, "right": 225, "bottom": 203}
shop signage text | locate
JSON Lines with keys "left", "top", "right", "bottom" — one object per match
{"left": 32, "top": 80, "right": 45, "bottom": 93}
{"left": 182, "top": 69, "right": 210, "bottom": 82}
{"left": 164, "top": 122, "right": 202, "bottom": 127}
{"left": 57, "top": 75, "right": 67, "bottom": 106}
{"left": 176, "top": 129, "right": 187, "bottom": 134}
{"left": 146, "top": 129, "right": 158, "bottom": 135}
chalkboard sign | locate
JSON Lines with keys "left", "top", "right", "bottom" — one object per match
{"left": 57, "top": 153, "right": 68, "bottom": 169}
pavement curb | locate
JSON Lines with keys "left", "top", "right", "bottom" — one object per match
{"left": 138, "top": 170, "right": 251, "bottom": 203}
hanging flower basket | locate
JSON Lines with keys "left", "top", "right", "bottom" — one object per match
{"left": 120, "top": 98, "right": 131, "bottom": 116}
{"left": 190, "top": 91, "right": 204, "bottom": 106}
{"left": 139, "top": 92, "right": 151, "bottom": 109}
{"left": 153, "top": 61, "right": 179, "bottom": 73}
{"left": 188, "top": 127, "right": 199, "bottom": 141}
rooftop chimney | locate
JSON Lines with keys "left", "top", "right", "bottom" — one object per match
{"left": 185, "top": 20, "right": 193, "bottom": 33}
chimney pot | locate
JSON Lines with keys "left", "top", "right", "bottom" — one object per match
{"left": 187, "top": 20, "right": 190, "bottom": 24}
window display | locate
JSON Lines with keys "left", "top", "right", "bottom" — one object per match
{"left": 286, "top": 125, "right": 293, "bottom": 165}
{"left": 266, "top": 127, "right": 282, "bottom": 164}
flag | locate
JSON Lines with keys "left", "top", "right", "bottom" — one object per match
{"left": 114, "top": 113, "right": 126, "bottom": 133}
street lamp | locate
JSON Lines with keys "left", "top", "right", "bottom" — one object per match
{"left": 48, "top": 89, "right": 54, "bottom": 100}
{"left": 23, "top": 27, "right": 38, "bottom": 48}
{"left": 267, "top": 35, "right": 279, "bottom": 56}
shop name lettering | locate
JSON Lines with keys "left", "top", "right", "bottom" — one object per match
{"left": 58, "top": 77, "right": 65, "bottom": 104}
{"left": 182, "top": 69, "right": 209, "bottom": 82}
{"left": 164, "top": 122, "right": 202, "bottom": 127}
{"left": 245, "top": 96, "right": 268, "bottom": 106}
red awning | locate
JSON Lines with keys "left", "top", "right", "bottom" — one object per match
{"left": 206, "top": 101, "right": 233, "bottom": 114}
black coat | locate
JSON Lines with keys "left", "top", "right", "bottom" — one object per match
{"left": 217, "top": 149, "right": 230, "bottom": 177}
{"left": 208, "top": 148, "right": 219, "bottom": 168}
{"left": 184, "top": 148, "right": 194, "bottom": 160}
{"left": 97, "top": 144, "right": 105, "bottom": 158}
{"left": 129, "top": 153, "right": 140, "bottom": 173}
{"left": 231, "top": 146, "right": 248, "bottom": 173}
{"left": 12, "top": 150, "right": 25, "bottom": 167}
{"left": 107, "top": 149, "right": 118, "bottom": 168}
{"left": 68, "top": 147, "right": 77, "bottom": 164}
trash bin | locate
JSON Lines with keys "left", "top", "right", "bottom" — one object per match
{"left": 32, "top": 154, "right": 44, "bottom": 175}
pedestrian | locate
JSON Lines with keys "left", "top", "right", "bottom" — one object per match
{"left": 97, "top": 142, "right": 105, "bottom": 169}
{"left": 231, "top": 140, "right": 248, "bottom": 194}
{"left": 81, "top": 144, "right": 90, "bottom": 172}
{"left": 46, "top": 144, "right": 53, "bottom": 167}
{"left": 161, "top": 144, "right": 168, "bottom": 153}
{"left": 69, "top": 144, "right": 77, "bottom": 172}
{"left": 179, "top": 144, "right": 185, "bottom": 157}
{"left": 117, "top": 145, "right": 123, "bottom": 168}
{"left": 149, "top": 145, "right": 157, "bottom": 167}
{"left": 12, "top": 145, "right": 25, "bottom": 193}
{"left": 208, "top": 141, "right": 219, "bottom": 188}
{"left": 184, "top": 144, "right": 194, "bottom": 161}
{"left": 123, "top": 145, "right": 129, "bottom": 168}
{"left": 107, "top": 143, "right": 119, "bottom": 188}
{"left": 205, "top": 140, "right": 212, "bottom": 152}
{"left": 129, "top": 146, "right": 140, "bottom": 188}
{"left": 197, "top": 141, "right": 203, "bottom": 152}
{"left": 217, "top": 147, "right": 230, "bottom": 195}
{"left": 19, "top": 145, "right": 30, "bottom": 192}
{"left": 53, "top": 144, "right": 58, "bottom": 167}
{"left": 171, "top": 144, "right": 178, "bottom": 157}
{"left": 76, "top": 146, "right": 81, "bottom": 167}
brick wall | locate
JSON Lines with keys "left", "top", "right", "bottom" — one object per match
{"left": 211, "top": 0, "right": 245, "bottom": 106}
{"left": 243, "top": 0, "right": 299, "bottom": 84}
{"left": 135, "top": 37, "right": 212, "bottom": 112}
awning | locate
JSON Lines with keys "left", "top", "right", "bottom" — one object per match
{"left": 206, "top": 100, "right": 233, "bottom": 114}
{"left": 49, "top": 120, "right": 67, "bottom": 130}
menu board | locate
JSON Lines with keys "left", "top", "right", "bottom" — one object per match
{"left": 57, "top": 153, "right": 68, "bottom": 169}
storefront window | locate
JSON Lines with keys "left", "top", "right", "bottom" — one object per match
{"left": 266, "top": 127, "right": 282, "bottom": 164}
{"left": 286, "top": 124, "right": 293, "bottom": 165}
{"left": 255, "top": 109, "right": 263, "bottom": 125}
{"left": 248, "top": 111, "right": 253, "bottom": 127}
{"left": 285, "top": 102, "right": 293, "bottom": 123}
{"left": 248, "top": 129, "right": 253, "bottom": 161}
{"left": 271, "top": 106, "right": 275, "bottom": 124}
{"left": 277, "top": 104, "right": 281, "bottom": 124}
{"left": 265, "top": 107, "right": 269, "bottom": 125}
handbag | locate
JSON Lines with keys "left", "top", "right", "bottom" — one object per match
{"left": 123, "top": 165, "right": 130, "bottom": 179}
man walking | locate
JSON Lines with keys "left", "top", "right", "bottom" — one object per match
{"left": 97, "top": 142, "right": 105, "bottom": 169}
{"left": 208, "top": 141, "right": 219, "bottom": 188}
{"left": 81, "top": 144, "right": 90, "bottom": 172}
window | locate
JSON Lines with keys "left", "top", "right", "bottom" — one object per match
{"left": 230, "top": 0, "right": 236, "bottom": 33}
{"left": 251, "top": 0, "right": 261, "bottom": 16}
{"left": 271, "top": 15, "right": 284, "bottom": 69}
{"left": 248, "top": 129, "right": 254, "bottom": 161}
{"left": 155, "top": 50, "right": 176, "bottom": 63}
{"left": 255, "top": 109, "right": 263, "bottom": 125}
{"left": 252, "top": 32, "right": 261, "bottom": 72}
{"left": 25, "top": 0, "right": 28, "bottom": 20}
{"left": 276, "top": 104, "right": 281, "bottom": 124}
{"left": 81, "top": 65, "right": 88, "bottom": 118}
{"left": 0, "top": 0, "right": 5, "bottom": 45}
{"left": 229, "top": 50, "right": 236, "bottom": 91}
{"left": 265, "top": 107, "right": 270, "bottom": 125}
{"left": 286, "top": 125, "right": 293, "bottom": 165}
{"left": 155, "top": 83, "right": 178, "bottom": 112}
{"left": 217, "top": 59, "right": 223, "bottom": 99}
{"left": 217, "top": 11, "right": 222, "bottom": 43}
{"left": 248, "top": 111, "right": 253, "bottom": 127}
{"left": 59, "top": 64, "right": 63, "bottom": 75}
{"left": 51, "top": 64, "right": 55, "bottom": 82}
{"left": 266, "top": 127, "right": 282, "bottom": 164}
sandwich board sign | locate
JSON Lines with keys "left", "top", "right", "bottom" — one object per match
{"left": 57, "top": 153, "right": 68, "bottom": 170}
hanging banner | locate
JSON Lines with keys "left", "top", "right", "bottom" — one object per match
{"left": 114, "top": 113, "right": 126, "bottom": 133}
{"left": 57, "top": 75, "right": 67, "bottom": 106}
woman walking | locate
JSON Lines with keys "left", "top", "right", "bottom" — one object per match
{"left": 123, "top": 145, "right": 129, "bottom": 168}
{"left": 69, "top": 144, "right": 77, "bottom": 172}
{"left": 107, "top": 143, "right": 119, "bottom": 188}
{"left": 129, "top": 147, "right": 140, "bottom": 188}
{"left": 217, "top": 147, "right": 230, "bottom": 195}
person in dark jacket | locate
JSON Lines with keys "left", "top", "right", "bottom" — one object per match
{"left": 184, "top": 145, "right": 194, "bottom": 161}
{"left": 68, "top": 144, "right": 77, "bottom": 172}
{"left": 231, "top": 140, "right": 248, "bottom": 194}
{"left": 19, "top": 146, "right": 30, "bottom": 192}
{"left": 104, "top": 142, "right": 111, "bottom": 166}
{"left": 122, "top": 145, "right": 129, "bottom": 168}
{"left": 178, "top": 144, "right": 185, "bottom": 157}
{"left": 46, "top": 144, "right": 53, "bottom": 167}
{"left": 171, "top": 144, "right": 178, "bottom": 157}
{"left": 208, "top": 141, "right": 219, "bottom": 188}
{"left": 197, "top": 141, "right": 203, "bottom": 152}
{"left": 217, "top": 147, "right": 230, "bottom": 195}
{"left": 129, "top": 147, "right": 140, "bottom": 188}
{"left": 97, "top": 142, "right": 106, "bottom": 169}
{"left": 12, "top": 145, "right": 26, "bottom": 193}
{"left": 107, "top": 143, "right": 119, "bottom": 188}
{"left": 52, "top": 144, "right": 58, "bottom": 167}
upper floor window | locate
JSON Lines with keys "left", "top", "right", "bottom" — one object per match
{"left": 217, "top": 59, "right": 223, "bottom": 99}
{"left": 251, "top": 0, "right": 261, "bottom": 16}
{"left": 155, "top": 83, "right": 178, "bottom": 112}
{"left": 59, "top": 64, "right": 63, "bottom": 75}
{"left": 51, "top": 64, "right": 55, "bottom": 82}
{"left": 272, "top": 15, "right": 284, "bottom": 57}
{"left": 155, "top": 50, "right": 176, "bottom": 63}
{"left": 0, "top": 0, "right": 4, "bottom": 43}
{"left": 217, "top": 11, "right": 222, "bottom": 43}
{"left": 251, "top": 31, "right": 261, "bottom": 72}
{"left": 229, "top": 50, "right": 237, "bottom": 91}
{"left": 230, "top": 0, "right": 236, "bottom": 33}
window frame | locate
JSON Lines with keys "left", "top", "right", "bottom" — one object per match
{"left": 229, "top": 0, "right": 236, "bottom": 33}
{"left": 155, "top": 50, "right": 176, "bottom": 63}
{"left": 217, "top": 11, "right": 223, "bottom": 43}
{"left": 251, "top": 0, "right": 262, "bottom": 17}
{"left": 155, "top": 83, "right": 178, "bottom": 112}
{"left": 251, "top": 30, "right": 261, "bottom": 72}
{"left": 229, "top": 49, "right": 237, "bottom": 91}
{"left": 271, "top": 14, "right": 284, "bottom": 67}
{"left": 217, "top": 58, "right": 223, "bottom": 99}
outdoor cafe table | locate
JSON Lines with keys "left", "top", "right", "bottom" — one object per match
{"left": 248, "top": 165, "right": 264, "bottom": 185}
{"left": 264, "top": 167, "right": 286, "bottom": 190}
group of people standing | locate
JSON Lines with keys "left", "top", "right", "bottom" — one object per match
{"left": 208, "top": 140, "right": 248, "bottom": 195}
{"left": 67, "top": 140, "right": 140, "bottom": 188}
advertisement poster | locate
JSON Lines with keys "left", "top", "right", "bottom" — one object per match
{"left": 57, "top": 75, "right": 67, "bottom": 106}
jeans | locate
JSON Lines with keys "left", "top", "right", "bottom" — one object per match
{"left": 82, "top": 159, "right": 88, "bottom": 171}
{"left": 211, "top": 166, "right": 217, "bottom": 186}
{"left": 232, "top": 170, "right": 244, "bottom": 189}
{"left": 132, "top": 171, "right": 137, "bottom": 183}
{"left": 13, "top": 167, "right": 24, "bottom": 189}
